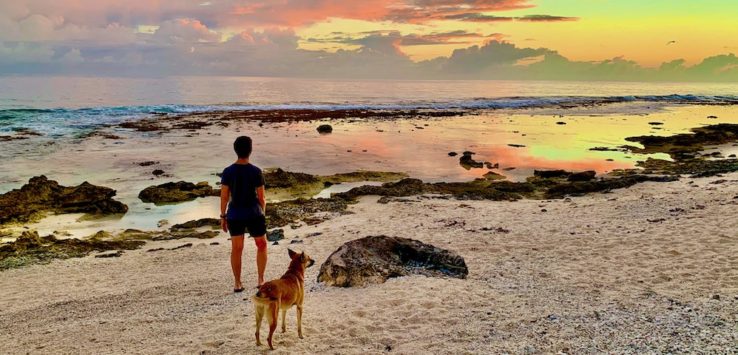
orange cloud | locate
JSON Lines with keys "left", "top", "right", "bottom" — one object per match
{"left": 384, "top": 0, "right": 534, "bottom": 23}
{"left": 228, "top": 0, "right": 536, "bottom": 26}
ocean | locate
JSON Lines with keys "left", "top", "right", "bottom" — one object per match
{"left": 2, "top": 76, "right": 738, "bottom": 138}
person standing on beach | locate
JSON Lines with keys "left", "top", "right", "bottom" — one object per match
{"left": 220, "top": 136, "right": 268, "bottom": 292}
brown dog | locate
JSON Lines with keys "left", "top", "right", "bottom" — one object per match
{"left": 253, "top": 249, "right": 315, "bottom": 350}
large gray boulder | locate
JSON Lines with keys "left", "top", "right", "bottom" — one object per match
{"left": 317, "top": 235, "right": 468, "bottom": 287}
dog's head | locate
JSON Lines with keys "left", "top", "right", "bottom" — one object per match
{"left": 288, "top": 249, "right": 315, "bottom": 268}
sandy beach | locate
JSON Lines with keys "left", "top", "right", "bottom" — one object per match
{"left": 1, "top": 171, "right": 736, "bottom": 354}
{"left": 4, "top": 0, "right": 738, "bottom": 352}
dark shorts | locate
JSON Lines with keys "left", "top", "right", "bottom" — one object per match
{"left": 227, "top": 215, "right": 267, "bottom": 237}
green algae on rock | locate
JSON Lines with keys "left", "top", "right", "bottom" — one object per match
{"left": 0, "top": 230, "right": 145, "bottom": 270}
{"left": 138, "top": 181, "right": 219, "bottom": 204}
{"left": 0, "top": 176, "right": 128, "bottom": 225}
{"left": 636, "top": 157, "right": 738, "bottom": 178}
{"left": 263, "top": 168, "right": 408, "bottom": 201}
{"left": 169, "top": 218, "right": 221, "bottom": 230}
{"left": 623, "top": 123, "right": 738, "bottom": 177}
{"left": 625, "top": 123, "right": 738, "bottom": 159}
{"left": 0, "top": 227, "right": 221, "bottom": 270}
{"left": 333, "top": 173, "right": 677, "bottom": 202}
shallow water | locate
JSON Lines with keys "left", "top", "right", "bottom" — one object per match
{"left": 2, "top": 103, "right": 737, "bottom": 238}
{"left": 2, "top": 76, "right": 738, "bottom": 238}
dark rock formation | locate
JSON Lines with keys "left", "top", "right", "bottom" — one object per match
{"left": 317, "top": 235, "right": 468, "bottom": 287}
{"left": 264, "top": 168, "right": 319, "bottom": 189}
{"left": 625, "top": 124, "right": 738, "bottom": 158}
{"left": 266, "top": 198, "right": 350, "bottom": 228}
{"left": 619, "top": 124, "right": 738, "bottom": 177}
{"left": 267, "top": 228, "right": 285, "bottom": 242}
{"left": 545, "top": 175, "right": 678, "bottom": 199}
{"left": 335, "top": 179, "right": 429, "bottom": 200}
{"left": 533, "top": 170, "right": 596, "bottom": 182}
{"left": 317, "top": 124, "right": 333, "bottom": 134}
{"left": 138, "top": 181, "right": 218, "bottom": 204}
{"left": 333, "top": 173, "right": 677, "bottom": 202}
{"left": 482, "top": 171, "right": 506, "bottom": 180}
{"left": 590, "top": 146, "right": 626, "bottom": 152}
{"left": 567, "top": 170, "right": 596, "bottom": 182}
{"left": 170, "top": 243, "right": 193, "bottom": 250}
{"left": 534, "top": 170, "right": 570, "bottom": 179}
{"left": 636, "top": 157, "right": 738, "bottom": 178}
{"left": 0, "top": 231, "right": 144, "bottom": 270}
{"left": 459, "top": 152, "right": 484, "bottom": 170}
{"left": 169, "top": 218, "right": 220, "bottom": 230}
{"left": 117, "top": 228, "right": 218, "bottom": 241}
{"left": 0, "top": 176, "right": 128, "bottom": 224}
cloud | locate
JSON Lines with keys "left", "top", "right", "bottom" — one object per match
{"left": 443, "top": 13, "right": 514, "bottom": 22}
{"left": 0, "top": 1, "right": 547, "bottom": 33}
{"left": 516, "top": 14, "right": 578, "bottom": 22}
{"left": 59, "top": 48, "right": 84, "bottom": 64}
{"left": 385, "top": 0, "right": 533, "bottom": 22}
{"left": 151, "top": 18, "right": 220, "bottom": 44}
{"left": 0, "top": 42, "right": 54, "bottom": 64}
{"left": 441, "top": 13, "right": 578, "bottom": 23}
{"left": 3, "top": 28, "right": 738, "bottom": 82}
{"left": 308, "top": 30, "right": 500, "bottom": 47}
{"left": 0, "top": 1, "right": 735, "bottom": 81}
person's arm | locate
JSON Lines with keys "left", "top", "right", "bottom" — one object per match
{"left": 257, "top": 169, "right": 266, "bottom": 214}
{"left": 256, "top": 186, "right": 266, "bottom": 214}
{"left": 220, "top": 185, "right": 230, "bottom": 232}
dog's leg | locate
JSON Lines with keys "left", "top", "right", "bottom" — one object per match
{"left": 296, "top": 304, "right": 303, "bottom": 339}
{"left": 267, "top": 301, "right": 279, "bottom": 350}
{"left": 254, "top": 304, "right": 263, "bottom": 346}
{"left": 281, "top": 308, "right": 287, "bottom": 333}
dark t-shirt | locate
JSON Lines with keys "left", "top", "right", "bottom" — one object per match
{"left": 221, "top": 163, "right": 265, "bottom": 220}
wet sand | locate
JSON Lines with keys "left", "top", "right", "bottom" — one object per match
{"left": 0, "top": 172, "right": 736, "bottom": 354}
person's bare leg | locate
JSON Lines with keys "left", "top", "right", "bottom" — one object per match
{"left": 230, "top": 236, "right": 245, "bottom": 289}
{"left": 254, "top": 236, "right": 267, "bottom": 286}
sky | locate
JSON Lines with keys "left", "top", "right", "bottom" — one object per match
{"left": 1, "top": 0, "right": 738, "bottom": 81}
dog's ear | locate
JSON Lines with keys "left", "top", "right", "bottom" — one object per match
{"left": 288, "top": 249, "right": 297, "bottom": 259}
{"left": 299, "top": 252, "right": 306, "bottom": 262}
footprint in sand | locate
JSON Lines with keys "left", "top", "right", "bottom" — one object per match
{"left": 202, "top": 340, "right": 225, "bottom": 349}
{"left": 420, "top": 301, "right": 436, "bottom": 309}
{"left": 387, "top": 299, "right": 405, "bottom": 307}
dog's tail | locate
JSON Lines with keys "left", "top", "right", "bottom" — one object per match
{"left": 252, "top": 295, "right": 274, "bottom": 305}
{"left": 255, "top": 283, "right": 278, "bottom": 300}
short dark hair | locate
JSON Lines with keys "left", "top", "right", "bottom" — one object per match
{"left": 233, "top": 136, "right": 253, "bottom": 158}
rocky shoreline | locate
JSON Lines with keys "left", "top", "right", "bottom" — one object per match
{"left": 115, "top": 108, "right": 470, "bottom": 134}
{"left": 1, "top": 123, "right": 737, "bottom": 271}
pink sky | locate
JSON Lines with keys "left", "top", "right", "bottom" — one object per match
{"left": 1, "top": 1, "right": 737, "bottom": 81}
